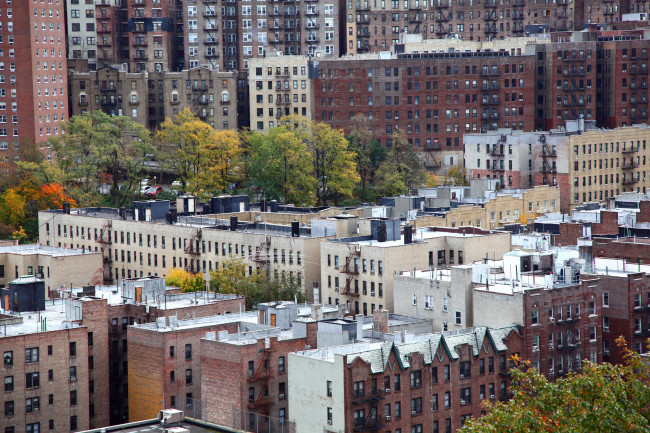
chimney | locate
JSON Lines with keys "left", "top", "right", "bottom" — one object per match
{"left": 373, "top": 309, "right": 390, "bottom": 333}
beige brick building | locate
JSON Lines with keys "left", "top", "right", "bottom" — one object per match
{"left": 320, "top": 226, "right": 512, "bottom": 314}
{"left": 38, "top": 208, "right": 323, "bottom": 299}
{"left": 248, "top": 55, "right": 315, "bottom": 131}
{"left": 69, "top": 66, "right": 238, "bottom": 130}
{"left": 0, "top": 244, "right": 102, "bottom": 296}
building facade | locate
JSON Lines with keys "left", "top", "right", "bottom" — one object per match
{"left": 288, "top": 326, "right": 523, "bottom": 433}
{"left": 69, "top": 66, "right": 239, "bottom": 130}
{"left": 248, "top": 55, "right": 315, "bottom": 131}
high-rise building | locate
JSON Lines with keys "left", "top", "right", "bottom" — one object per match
{"left": 0, "top": 1, "right": 67, "bottom": 164}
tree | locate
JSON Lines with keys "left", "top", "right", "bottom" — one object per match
{"left": 189, "top": 129, "right": 243, "bottom": 199}
{"left": 165, "top": 267, "right": 204, "bottom": 292}
{"left": 461, "top": 339, "right": 650, "bottom": 433}
{"left": 210, "top": 257, "right": 305, "bottom": 310}
{"left": 156, "top": 108, "right": 211, "bottom": 191}
{"left": 446, "top": 163, "right": 469, "bottom": 186}
{"left": 243, "top": 126, "right": 317, "bottom": 206}
{"left": 54, "top": 111, "right": 152, "bottom": 207}
{"left": 348, "top": 114, "right": 387, "bottom": 202}
{"left": 0, "top": 188, "right": 25, "bottom": 227}
{"left": 282, "top": 115, "right": 359, "bottom": 206}
{"left": 375, "top": 130, "right": 426, "bottom": 196}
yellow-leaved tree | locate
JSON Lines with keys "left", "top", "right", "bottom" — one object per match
{"left": 189, "top": 129, "right": 243, "bottom": 199}
{"left": 165, "top": 267, "right": 204, "bottom": 292}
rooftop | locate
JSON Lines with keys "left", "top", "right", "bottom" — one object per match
{"left": 79, "top": 417, "right": 237, "bottom": 433}
{"left": 0, "top": 243, "right": 99, "bottom": 257}
{"left": 134, "top": 311, "right": 260, "bottom": 333}
{"left": 0, "top": 298, "right": 83, "bottom": 338}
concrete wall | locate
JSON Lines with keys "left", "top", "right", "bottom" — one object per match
{"left": 288, "top": 352, "right": 345, "bottom": 433}
{"left": 472, "top": 288, "right": 525, "bottom": 329}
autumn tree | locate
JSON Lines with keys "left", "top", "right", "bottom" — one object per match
{"left": 189, "top": 129, "right": 243, "bottom": 199}
{"left": 0, "top": 188, "right": 26, "bottom": 227}
{"left": 282, "top": 115, "right": 359, "bottom": 206}
{"left": 348, "top": 114, "right": 387, "bottom": 202}
{"left": 54, "top": 111, "right": 152, "bottom": 207}
{"left": 243, "top": 126, "right": 317, "bottom": 206}
{"left": 210, "top": 257, "right": 305, "bottom": 310}
{"left": 156, "top": 108, "right": 210, "bottom": 191}
{"left": 461, "top": 339, "right": 650, "bottom": 433}
{"left": 165, "top": 267, "right": 204, "bottom": 292}
{"left": 446, "top": 163, "right": 469, "bottom": 186}
{"left": 375, "top": 130, "right": 426, "bottom": 197}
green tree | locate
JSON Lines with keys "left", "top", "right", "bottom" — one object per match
{"left": 155, "top": 108, "right": 210, "bottom": 191}
{"left": 210, "top": 257, "right": 305, "bottom": 310}
{"left": 243, "top": 126, "right": 317, "bottom": 206}
{"left": 283, "top": 115, "right": 359, "bottom": 206}
{"left": 375, "top": 130, "right": 426, "bottom": 196}
{"left": 461, "top": 339, "right": 650, "bottom": 433}
{"left": 348, "top": 114, "right": 387, "bottom": 202}
{"left": 54, "top": 111, "right": 152, "bottom": 207}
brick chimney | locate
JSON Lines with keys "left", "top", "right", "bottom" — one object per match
{"left": 373, "top": 309, "right": 390, "bottom": 333}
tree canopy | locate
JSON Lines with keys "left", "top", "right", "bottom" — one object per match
{"left": 374, "top": 130, "right": 426, "bottom": 196}
{"left": 460, "top": 339, "right": 650, "bottom": 433}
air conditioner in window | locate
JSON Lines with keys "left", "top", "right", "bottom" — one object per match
{"left": 385, "top": 388, "right": 390, "bottom": 393}
{"left": 279, "top": 394, "right": 285, "bottom": 399}
{"left": 186, "top": 403, "right": 193, "bottom": 409}
{"left": 549, "top": 317, "right": 555, "bottom": 323}
{"left": 461, "top": 400, "right": 466, "bottom": 405}
{"left": 412, "top": 411, "right": 417, "bottom": 415}
{"left": 489, "top": 395, "right": 495, "bottom": 400}
{"left": 327, "top": 420, "right": 332, "bottom": 425}
{"left": 70, "top": 376, "right": 77, "bottom": 382}
{"left": 334, "top": 287, "right": 339, "bottom": 292}
{"left": 460, "top": 374, "right": 465, "bottom": 379}
{"left": 532, "top": 347, "right": 539, "bottom": 353}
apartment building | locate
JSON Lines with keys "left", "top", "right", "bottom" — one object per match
{"left": 313, "top": 50, "right": 535, "bottom": 169}
{"left": 535, "top": 29, "right": 650, "bottom": 131}
{"left": 288, "top": 326, "right": 523, "bottom": 433}
{"left": 37, "top": 206, "right": 323, "bottom": 297}
{"left": 127, "top": 312, "right": 263, "bottom": 421}
{"left": 0, "top": 1, "right": 67, "bottom": 164}
{"left": 248, "top": 55, "right": 315, "bottom": 131}
{"left": 576, "top": 0, "right": 627, "bottom": 28}
{"left": 125, "top": 0, "right": 177, "bottom": 72}
{"left": 0, "top": 243, "right": 102, "bottom": 295}
{"left": 69, "top": 66, "right": 238, "bottom": 130}
{"left": 344, "top": 0, "right": 573, "bottom": 55}
{"left": 320, "top": 225, "right": 511, "bottom": 314}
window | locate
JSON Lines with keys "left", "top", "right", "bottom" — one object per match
{"left": 460, "top": 361, "right": 470, "bottom": 378}
{"left": 278, "top": 356, "right": 285, "bottom": 373}
{"left": 5, "top": 401, "right": 14, "bottom": 417}
{"left": 444, "top": 364, "right": 450, "bottom": 381}
{"left": 3, "top": 351, "right": 12, "bottom": 367}
{"left": 455, "top": 311, "right": 462, "bottom": 325}
{"left": 185, "top": 344, "right": 192, "bottom": 359}
{"left": 186, "top": 369, "right": 192, "bottom": 385}
{"left": 69, "top": 366, "right": 77, "bottom": 382}
{"left": 70, "top": 391, "right": 77, "bottom": 406}
{"left": 410, "top": 370, "right": 421, "bottom": 388}
{"left": 25, "top": 347, "right": 39, "bottom": 363}
{"left": 460, "top": 387, "right": 471, "bottom": 405}
{"left": 26, "top": 372, "right": 39, "bottom": 388}
{"left": 411, "top": 397, "right": 422, "bottom": 414}
{"left": 327, "top": 380, "right": 332, "bottom": 397}
{"left": 394, "top": 374, "right": 401, "bottom": 391}
{"left": 4, "top": 376, "right": 13, "bottom": 392}
{"left": 444, "top": 391, "right": 451, "bottom": 408}
{"left": 603, "top": 292, "right": 609, "bottom": 307}
{"left": 170, "top": 346, "right": 175, "bottom": 358}
{"left": 354, "top": 380, "right": 365, "bottom": 398}
{"left": 69, "top": 342, "right": 76, "bottom": 357}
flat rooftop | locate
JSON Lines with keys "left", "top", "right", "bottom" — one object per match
{"left": 0, "top": 298, "right": 83, "bottom": 338}
{"left": 134, "top": 311, "right": 260, "bottom": 333}
{"left": 79, "top": 417, "right": 237, "bottom": 433}
{"left": 0, "top": 244, "right": 99, "bottom": 257}
{"left": 351, "top": 228, "right": 482, "bottom": 248}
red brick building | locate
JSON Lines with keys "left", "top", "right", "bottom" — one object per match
{"left": 3, "top": 1, "right": 67, "bottom": 163}
{"left": 314, "top": 52, "right": 536, "bottom": 169}
{"left": 288, "top": 327, "right": 523, "bottom": 433}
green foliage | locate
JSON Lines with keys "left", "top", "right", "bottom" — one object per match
{"left": 210, "top": 257, "right": 305, "bottom": 310}
{"left": 348, "top": 114, "right": 387, "bottom": 202}
{"left": 54, "top": 110, "right": 152, "bottom": 207}
{"left": 461, "top": 339, "right": 650, "bottom": 433}
{"left": 375, "top": 130, "right": 426, "bottom": 197}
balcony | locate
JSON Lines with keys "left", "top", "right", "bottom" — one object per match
{"left": 203, "top": 25, "right": 219, "bottom": 32}
{"left": 481, "top": 84, "right": 500, "bottom": 91}
{"left": 562, "top": 100, "right": 586, "bottom": 106}
{"left": 203, "top": 12, "right": 217, "bottom": 18}
{"left": 97, "top": 28, "right": 112, "bottom": 33}
{"left": 306, "top": 38, "right": 320, "bottom": 44}
{"left": 276, "top": 99, "right": 291, "bottom": 106}
{"left": 629, "top": 68, "right": 648, "bottom": 74}
{"left": 435, "top": 1, "right": 449, "bottom": 8}
{"left": 305, "top": 10, "right": 319, "bottom": 16}
{"left": 205, "top": 52, "right": 219, "bottom": 58}
{"left": 481, "top": 70, "right": 500, "bottom": 76}
{"left": 204, "top": 39, "right": 219, "bottom": 45}
{"left": 482, "top": 113, "right": 500, "bottom": 120}
{"left": 512, "top": 13, "right": 524, "bottom": 20}
{"left": 562, "top": 86, "right": 585, "bottom": 92}
{"left": 305, "top": 23, "right": 320, "bottom": 30}
{"left": 622, "top": 161, "right": 638, "bottom": 169}
{"left": 100, "top": 86, "right": 117, "bottom": 92}
{"left": 275, "top": 86, "right": 290, "bottom": 92}
{"left": 623, "top": 146, "right": 639, "bottom": 153}
{"left": 490, "top": 147, "right": 504, "bottom": 156}
{"left": 352, "top": 389, "right": 383, "bottom": 405}
{"left": 563, "top": 69, "right": 586, "bottom": 76}
{"left": 192, "top": 84, "right": 208, "bottom": 91}
{"left": 491, "top": 165, "right": 505, "bottom": 172}
{"left": 132, "top": 41, "right": 147, "bottom": 47}
{"left": 623, "top": 178, "right": 639, "bottom": 185}
{"left": 513, "top": 27, "right": 525, "bottom": 33}
{"left": 485, "top": 0, "right": 498, "bottom": 7}
{"left": 101, "top": 100, "right": 117, "bottom": 107}
{"left": 133, "top": 55, "right": 148, "bottom": 61}
{"left": 632, "top": 83, "right": 649, "bottom": 89}
{"left": 98, "top": 41, "right": 112, "bottom": 47}
{"left": 436, "top": 13, "right": 449, "bottom": 22}
{"left": 356, "top": 4, "right": 370, "bottom": 11}
{"left": 481, "top": 98, "right": 500, "bottom": 105}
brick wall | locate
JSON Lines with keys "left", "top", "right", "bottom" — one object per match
{"left": 555, "top": 222, "right": 583, "bottom": 246}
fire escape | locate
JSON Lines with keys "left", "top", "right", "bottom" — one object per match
{"left": 553, "top": 311, "right": 582, "bottom": 376}
{"left": 97, "top": 219, "right": 113, "bottom": 284}
{"left": 341, "top": 245, "right": 361, "bottom": 311}
{"left": 252, "top": 235, "right": 272, "bottom": 278}
{"left": 408, "top": 5, "right": 422, "bottom": 34}
{"left": 352, "top": 387, "right": 384, "bottom": 432}
{"left": 490, "top": 134, "right": 506, "bottom": 184}
{"left": 184, "top": 229, "right": 202, "bottom": 273}
{"left": 247, "top": 348, "right": 273, "bottom": 414}
{"left": 540, "top": 135, "right": 557, "bottom": 186}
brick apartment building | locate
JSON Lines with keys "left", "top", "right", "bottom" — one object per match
{"left": 127, "top": 312, "right": 264, "bottom": 421}
{"left": 69, "top": 66, "right": 240, "bottom": 130}
{"left": 1, "top": 1, "right": 67, "bottom": 164}
{"left": 465, "top": 123, "right": 650, "bottom": 212}
{"left": 288, "top": 326, "right": 523, "bottom": 433}
{"left": 314, "top": 50, "right": 536, "bottom": 169}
